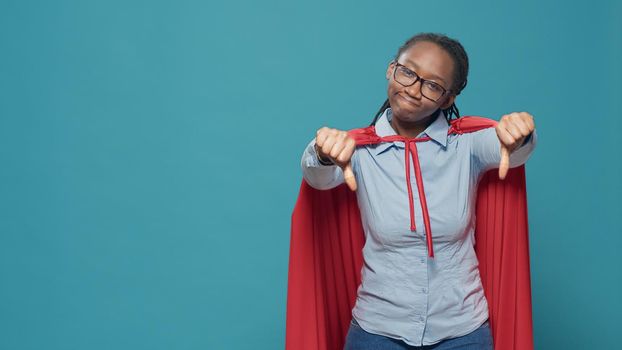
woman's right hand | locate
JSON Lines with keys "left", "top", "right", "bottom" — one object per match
{"left": 315, "top": 127, "right": 358, "bottom": 191}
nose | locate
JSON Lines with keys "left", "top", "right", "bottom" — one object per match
{"left": 404, "top": 79, "right": 423, "bottom": 99}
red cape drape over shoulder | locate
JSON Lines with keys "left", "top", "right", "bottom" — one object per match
{"left": 286, "top": 116, "right": 534, "bottom": 350}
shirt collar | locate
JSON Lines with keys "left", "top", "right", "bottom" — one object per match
{"left": 374, "top": 107, "right": 449, "bottom": 155}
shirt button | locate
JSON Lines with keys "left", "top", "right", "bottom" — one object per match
{"left": 420, "top": 258, "right": 425, "bottom": 264}
{"left": 421, "top": 287, "right": 427, "bottom": 293}
{"left": 419, "top": 316, "right": 424, "bottom": 322}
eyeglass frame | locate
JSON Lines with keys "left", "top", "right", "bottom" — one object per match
{"left": 391, "top": 61, "right": 452, "bottom": 102}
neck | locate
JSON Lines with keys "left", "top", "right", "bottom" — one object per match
{"left": 390, "top": 109, "right": 440, "bottom": 138}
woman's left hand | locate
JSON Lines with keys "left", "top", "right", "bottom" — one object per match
{"left": 495, "top": 112, "right": 535, "bottom": 180}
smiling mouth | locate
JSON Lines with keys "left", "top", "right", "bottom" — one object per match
{"left": 397, "top": 93, "right": 421, "bottom": 107}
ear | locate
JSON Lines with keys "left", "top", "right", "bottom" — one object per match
{"left": 386, "top": 61, "right": 395, "bottom": 80}
{"left": 439, "top": 94, "right": 456, "bottom": 110}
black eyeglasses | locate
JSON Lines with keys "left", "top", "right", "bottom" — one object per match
{"left": 392, "top": 61, "right": 450, "bottom": 102}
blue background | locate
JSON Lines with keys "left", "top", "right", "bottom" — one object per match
{"left": 1, "top": 0, "right": 620, "bottom": 349}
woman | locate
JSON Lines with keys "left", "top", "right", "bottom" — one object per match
{"left": 300, "top": 33, "right": 537, "bottom": 349}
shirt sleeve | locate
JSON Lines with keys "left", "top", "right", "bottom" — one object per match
{"left": 300, "top": 138, "right": 346, "bottom": 190}
{"left": 471, "top": 127, "right": 538, "bottom": 173}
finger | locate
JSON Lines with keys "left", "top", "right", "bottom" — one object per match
{"left": 336, "top": 138, "right": 356, "bottom": 163}
{"left": 343, "top": 163, "right": 357, "bottom": 191}
{"left": 321, "top": 135, "right": 337, "bottom": 157}
{"left": 504, "top": 122, "right": 524, "bottom": 141}
{"left": 524, "top": 115, "right": 535, "bottom": 131}
{"left": 499, "top": 145, "right": 510, "bottom": 180}
{"left": 518, "top": 112, "right": 534, "bottom": 127}
{"left": 495, "top": 124, "right": 516, "bottom": 146}
{"left": 511, "top": 112, "right": 534, "bottom": 134}
{"left": 315, "top": 127, "right": 329, "bottom": 148}
{"left": 505, "top": 123, "right": 527, "bottom": 148}
{"left": 512, "top": 117, "right": 532, "bottom": 136}
{"left": 329, "top": 134, "right": 347, "bottom": 159}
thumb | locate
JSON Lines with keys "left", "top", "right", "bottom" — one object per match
{"left": 342, "top": 162, "right": 357, "bottom": 191}
{"left": 498, "top": 145, "right": 510, "bottom": 180}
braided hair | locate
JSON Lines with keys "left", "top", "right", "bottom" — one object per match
{"left": 370, "top": 33, "right": 469, "bottom": 126}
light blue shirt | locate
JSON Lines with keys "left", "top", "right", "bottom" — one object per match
{"left": 300, "top": 108, "right": 537, "bottom": 346}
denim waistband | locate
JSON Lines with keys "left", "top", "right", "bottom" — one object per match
{"left": 351, "top": 317, "right": 490, "bottom": 329}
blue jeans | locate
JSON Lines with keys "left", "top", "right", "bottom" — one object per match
{"left": 343, "top": 318, "right": 493, "bottom": 350}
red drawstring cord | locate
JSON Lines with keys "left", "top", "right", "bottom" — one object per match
{"left": 404, "top": 140, "right": 417, "bottom": 232}
{"left": 382, "top": 135, "right": 435, "bottom": 257}
{"left": 408, "top": 139, "right": 434, "bottom": 258}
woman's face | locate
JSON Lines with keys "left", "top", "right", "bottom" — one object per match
{"left": 385, "top": 41, "right": 456, "bottom": 124}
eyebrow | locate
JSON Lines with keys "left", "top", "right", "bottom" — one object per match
{"left": 403, "top": 59, "right": 447, "bottom": 84}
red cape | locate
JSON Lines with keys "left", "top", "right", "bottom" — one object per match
{"left": 286, "top": 116, "right": 534, "bottom": 350}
